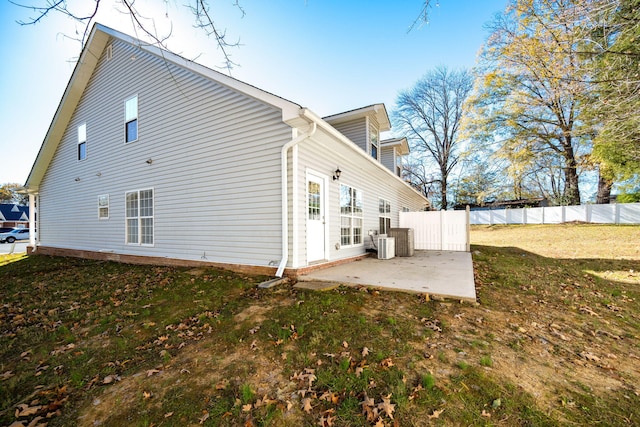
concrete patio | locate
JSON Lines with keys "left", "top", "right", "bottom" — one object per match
{"left": 298, "top": 250, "right": 476, "bottom": 301}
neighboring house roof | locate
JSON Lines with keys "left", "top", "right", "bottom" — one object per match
{"left": 0, "top": 204, "right": 29, "bottom": 222}
{"left": 381, "top": 137, "right": 410, "bottom": 156}
{"left": 323, "top": 104, "right": 391, "bottom": 132}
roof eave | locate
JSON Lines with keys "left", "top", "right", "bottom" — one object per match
{"left": 25, "top": 24, "right": 111, "bottom": 192}
{"left": 323, "top": 103, "right": 391, "bottom": 132}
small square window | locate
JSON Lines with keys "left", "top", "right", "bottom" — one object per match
{"left": 98, "top": 194, "right": 109, "bottom": 219}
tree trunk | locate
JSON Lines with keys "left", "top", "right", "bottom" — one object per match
{"left": 562, "top": 141, "right": 581, "bottom": 205}
{"left": 440, "top": 177, "right": 448, "bottom": 210}
{"left": 596, "top": 171, "right": 613, "bottom": 204}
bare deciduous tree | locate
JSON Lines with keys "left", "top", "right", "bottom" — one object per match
{"left": 393, "top": 66, "right": 473, "bottom": 209}
{"left": 10, "top": 0, "right": 244, "bottom": 73}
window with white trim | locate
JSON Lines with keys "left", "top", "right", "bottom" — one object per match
{"left": 98, "top": 195, "right": 109, "bottom": 219}
{"left": 125, "top": 189, "right": 153, "bottom": 245}
{"left": 379, "top": 198, "right": 391, "bottom": 234}
{"left": 340, "top": 184, "right": 363, "bottom": 246}
{"left": 125, "top": 95, "right": 138, "bottom": 143}
{"left": 78, "top": 123, "right": 87, "bottom": 160}
{"left": 370, "top": 127, "right": 379, "bottom": 160}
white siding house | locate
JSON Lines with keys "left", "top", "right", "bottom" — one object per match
{"left": 24, "top": 24, "right": 429, "bottom": 277}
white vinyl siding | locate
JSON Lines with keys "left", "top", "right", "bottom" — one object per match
{"left": 293, "top": 128, "right": 428, "bottom": 263}
{"left": 381, "top": 146, "right": 395, "bottom": 174}
{"left": 331, "top": 119, "right": 367, "bottom": 152}
{"left": 37, "top": 39, "right": 290, "bottom": 266}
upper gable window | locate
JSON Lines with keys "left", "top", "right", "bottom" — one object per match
{"left": 77, "top": 123, "right": 87, "bottom": 161}
{"left": 370, "top": 128, "right": 379, "bottom": 160}
{"left": 125, "top": 95, "right": 138, "bottom": 143}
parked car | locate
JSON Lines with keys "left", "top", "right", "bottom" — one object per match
{"left": 0, "top": 228, "right": 30, "bottom": 243}
{"left": 0, "top": 227, "right": 15, "bottom": 234}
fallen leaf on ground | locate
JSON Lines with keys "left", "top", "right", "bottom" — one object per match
{"left": 377, "top": 394, "right": 395, "bottom": 419}
{"left": 428, "top": 408, "right": 444, "bottom": 419}
{"left": 15, "top": 404, "right": 41, "bottom": 417}
{"left": 302, "top": 398, "right": 313, "bottom": 413}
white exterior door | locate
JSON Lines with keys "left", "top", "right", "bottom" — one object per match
{"left": 307, "top": 173, "right": 326, "bottom": 262}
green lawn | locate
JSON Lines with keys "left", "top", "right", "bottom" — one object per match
{"left": 1, "top": 224, "right": 639, "bottom": 426}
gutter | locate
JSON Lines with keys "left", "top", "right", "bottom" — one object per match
{"left": 276, "top": 110, "right": 317, "bottom": 277}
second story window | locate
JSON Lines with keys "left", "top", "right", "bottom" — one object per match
{"left": 370, "top": 128, "right": 379, "bottom": 160}
{"left": 77, "top": 123, "right": 87, "bottom": 161}
{"left": 125, "top": 95, "right": 138, "bottom": 143}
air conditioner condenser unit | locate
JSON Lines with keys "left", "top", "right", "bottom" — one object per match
{"left": 377, "top": 236, "right": 395, "bottom": 260}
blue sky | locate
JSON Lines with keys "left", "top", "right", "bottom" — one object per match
{"left": 0, "top": 0, "right": 506, "bottom": 184}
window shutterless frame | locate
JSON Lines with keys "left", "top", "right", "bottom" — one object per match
{"left": 339, "top": 184, "right": 364, "bottom": 247}
{"left": 124, "top": 95, "right": 138, "bottom": 143}
{"left": 379, "top": 198, "right": 391, "bottom": 234}
{"left": 77, "top": 123, "right": 87, "bottom": 161}
{"left": 98, "top": 194, "right": 109, "bottom": 219}
{"left": 125, "top": 188, "right": 153, "bottom": 246}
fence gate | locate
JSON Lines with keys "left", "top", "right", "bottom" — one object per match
{"left": 399, "top": 208, "right": 470, "bottom": 252}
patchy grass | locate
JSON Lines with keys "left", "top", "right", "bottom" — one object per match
{"left": 1, "top": 224, "right": 639, "bottom": 426}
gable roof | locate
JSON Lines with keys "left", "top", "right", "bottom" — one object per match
{"left": 381, "top": 137, "right": 410, "bottom": 156}
{"left": 24, "top": 23, "right": 304, "bottom": 192}
{"left": 0, "top": 204, "right": 29, "bottom": 222}
{"left": 23, "top": 24, "right": 428, "bottom": 205}
{"left": 323, "top": 104, "right": 391, "bottom": 132}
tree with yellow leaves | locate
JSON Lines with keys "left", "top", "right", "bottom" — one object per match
{"left": 466, "top": 0, "right": 593, "bottom": 205}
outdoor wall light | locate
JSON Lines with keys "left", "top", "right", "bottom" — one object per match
{"left": 333, "top": 167, "right": 341, "bottom": 181}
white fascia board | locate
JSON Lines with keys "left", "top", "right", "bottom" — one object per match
{"left": 323, "top": 103, "right": 391, "bottom": 132}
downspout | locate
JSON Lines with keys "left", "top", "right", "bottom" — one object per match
{"left": 276, "top": 115, "right": 317, "bottom": 277}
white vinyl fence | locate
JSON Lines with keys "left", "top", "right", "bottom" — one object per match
{"left": 399, "top": 209, "right": 470, "bottom": 252}
{"left": 469, "top": 203, "right": 640, "bottom": 225}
